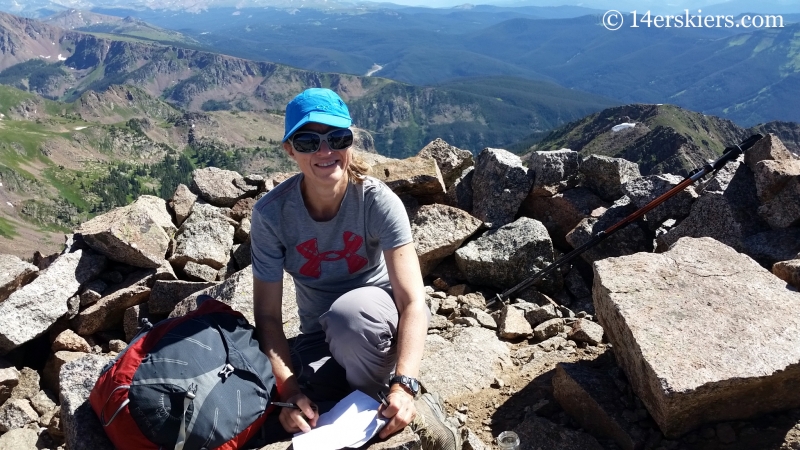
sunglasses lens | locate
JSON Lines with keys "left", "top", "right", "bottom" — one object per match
{"left": 327, "top": 129, "right": 354, "bottom": 150}
{"left": 292, "top": 133, "right": 321, "bottom": 153}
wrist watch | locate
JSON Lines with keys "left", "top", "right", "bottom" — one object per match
{"left": 390, "top": 375, "right": 420, "bottom": 397}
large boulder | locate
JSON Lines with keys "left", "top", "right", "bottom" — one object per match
{"left": 77, "top": 196, "right": 175, "bottom": 268}
{"left": 622, "top": 174, "right": 698, "bottom": 230}
{"left": 513, "top": 416, "right": 604, "bottom": 450}
{"left": 594, "top": 237, "right": 800, "bottom": 437}
{"left": 444, "top": 166, "right": 474, "bottom": 213}
{"left": 409, "top": 204, "right": 482, "bottom": 276}
{"left": 519, "top": 187, "right": 608, "bottom": 249}
{"left": 169, "top": 203, "right": 235, "bottom": 270}
{"left": 580, "top": 154, "right": 641, "bottom": 202}
{"left": 455, "top": 217, "right": 555, "bottom": 290}
{"left": 741, "top": 228, "right": 800, "bottom": 266}
{"left": 0, "top": 255, "right": 37, "bottom": 303}
{"left": 191, "top": 167, "right": 256, "bottom": 207}
{"left": 471, "top": 148, "right": 534, "bottom": 229}
{"left": 419, "top": 327, "right": 511, "bottom": 401}
{"left": 169, "top": 183, "right": 198, "bottom": 226}
{"left": 752, "top": 159, "right": 800, "bottom": 228}
{"left": 657, "top": 161, "right": 770, "bottom": 252}
{"left": 371, "top": 156, "right": 446, "bottom": 198}
{"left": 0, "top": 250, "right": 106, "bottom": 354}
{"left": 417, "top": 138, "right": 474, "bottom": 188}
{"left": 0, "top": 398, "right": 38, "bottom": 433}
{"left": 71, "top": 269, "right": 155, "bottom": 335}
{"left": 743, "top": 133, "right": 795, "bottom": 169}
{"left": 148, "top": 280, "right": 219, "bottom": 315}
{"left": 566, "top": 196, "right": 653, "bottom": 264}
{"left": 59, "top": 354, "right": 114, "bottom": 450}
{"left": 528, "top": 149, "right": 580, "bottom": 197}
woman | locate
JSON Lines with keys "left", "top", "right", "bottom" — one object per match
{"left": 251, "top": 88, "right": 459, "bottom": 449}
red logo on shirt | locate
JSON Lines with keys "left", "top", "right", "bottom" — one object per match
{"left": 296, "top": 231, "right": 368, "bottom": 278}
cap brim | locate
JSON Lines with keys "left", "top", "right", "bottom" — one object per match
{"left": 282, "top": 112, "right": 352, "bottom": 142}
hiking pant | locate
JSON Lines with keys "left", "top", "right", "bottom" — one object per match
{"left": 292, "top": 286, "right": 402, "bottom": 403}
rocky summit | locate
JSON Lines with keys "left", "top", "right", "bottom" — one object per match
{"left": 0, "top": 134, "right": 798, "bottom": 450}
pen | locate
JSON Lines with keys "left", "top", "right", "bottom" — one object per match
{"left": 269, "top": 401, "right": 301, "bottom": 409}
{"left": 377, "top": 391, "right": 389, "bottom": 408}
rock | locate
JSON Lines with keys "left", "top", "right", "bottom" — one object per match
{"left": 580, "top": 154, "right": 641, "bottom": 202}
{"left": 371, "top": 156, "right": 446, "bottom": 198}
{"left": 594, "top": 237, "right": 800, "bottom": 437}
{"left": 108, "top": 340, "right": 126, "bottom": 353}
{"left": 169, "top": 183, "right": 197, "bottom": 226}
{"left": 753, "top": 159, "right": 800, "bottom": 228}
{"left": 524, "top": 303, "right": 562, "bottom": 327}
{"left": 657, "top": 161, "right": 768, "bottom": 252}
{"left": 123, "top": 303, "right": 157, "bottom": 342}
{"left": 458, "top": 293, "right": 486, "bottom": 309}
{"left": 233, "top": 240, "right": 252, "bottom": 269}
{"left": 498, "top": 305, "right": 533, "bottom": 339}
{"left": 419, "top": 327, "right": 511, "bottom": 401}
{"left": 438, "top": 296, "right": 458, "bottom": 316}
{"left": 183, "top": 261, "right": 220, "bottom": 282}
{"left": 455, "top": 217, "right": 555, "bottom": 290}
{"left": 43, "top": 351, "right": 85, "bottom": 394}
{"left": 130, "top": 195, "right": 177, "bottom": 236}
{"left": 170, "top": 266, "right": 255, "bottom": 323}
{"left": 471, "top": 148, "right": 534, "bottom": 229}
{"left": 568, "top": 319, "right": 604, "bottom": 345}
{"left": 773, "top": 259, "right": 800, "bottom": 289}
{"left": 564, "top": 269, "right": 591, "bottom": 300}
{"left": 463, "top": 308, "right": 497, "bottom": 330}
{"left": 445, "top": 166, "right": 474, "bottom": 213}
{"left": 59, "top": 354, "right": 115, "bottom": 450}
{"left": 30, "top": 390, "right": 56, "bottom": 416}
{"left": 529, "top": 149, "right": 581, "bottom": 197}
{"left": 533, "top": 318, "right": 565, "bottom": 341}
{"left": 191, "top": 167, "right": 255, "bottom": 207}
{"left": 553, "top": 362, "right": 647, "bottom": 450}
{"left": 79, "top": 279, "right": 107, "bottom": 307}
{"left": 417, "top": 138, "right": 474, "bottom": 188}
{"left": 235, "top": 217, "right": 251, "bottom": 243}
{"left": 741, "top": 228, "right": 800, "bottom": 266}
{"left": 77, "top": 197, "right": 175, "bottom": 269}
{"left": 169, "top": 203, "right": 235, "bottom": 270}
{"left": 0, "top": 427, "right": 39, "bottom": 448}
{"left": 148, "top": 280, "right": 218, "bottom": 315}
{"left": 428, "top": 314, "right": 449, "bottom": 330}
{"left": 0, "top": 398, "right": 38, "bottom": 432}
{"left": 537, "top": 335, "right": 568, "bottom": 352}
{"left": 230, "top": 197, "right": 256, "bottom": 222}
{"left": 0, "top": 250, "right": 106, "bottom": 354}
{"left": 71, "top": 270, "right": 153, "bottom": 335}
{"left": 409, "top": 204, "right": 482, "bottom": 277}
{"left": 623, "top": 174, "right": 698, "bottom": 230}
{"left": 461, "top": 427, "right": 489, "bottom": 450}
{"left": 0, "top": 360, "right": 19, "bottom": 404}
{"left": 0, "top": 255, "right": 38, "bottom": 303}
{"left": 9, "top": 368, "right": 39, "bottom": 401}
{"left": 453, "top": 317, "right": 480, "bottom": 327}
{"left": 52, "top": 330, "right": 91, "bottom": 353}
{"left": 744, "top": 133, "right": 795, "bottom": 168}
{"left": 447, "top": 284, "right": 470, "bottom": 296}
{"left": 520, "top": 187, "right": 608, "bottom": 249}
{"left": 514, "top": 416, "right": 604, "bottom": 450}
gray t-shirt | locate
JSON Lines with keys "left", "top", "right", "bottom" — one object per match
{"left": 251, "top": 174, "right": 413, "bottom": 334}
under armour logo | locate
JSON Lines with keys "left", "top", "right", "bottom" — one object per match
{"left": 296, "top": 232, "right": 367, "bottom": 278}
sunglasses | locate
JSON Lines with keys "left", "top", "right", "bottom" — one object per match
{"left": 290, "top": 128, "right": 354, "bottom": 153}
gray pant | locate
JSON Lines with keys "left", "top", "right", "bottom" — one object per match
{"left": 291, "top": 286, "right": 400, "bottom": 403}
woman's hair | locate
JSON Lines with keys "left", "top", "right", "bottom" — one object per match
{"left": 347, "top": 152, "right": 370, "bottom": 184}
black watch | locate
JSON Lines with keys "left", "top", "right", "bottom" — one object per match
{"left": 390, "top": 375, "right": 420, "bottom": 397}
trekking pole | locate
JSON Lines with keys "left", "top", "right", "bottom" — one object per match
{"left": 490, "top": 133, "right": 765, "bottom": 306}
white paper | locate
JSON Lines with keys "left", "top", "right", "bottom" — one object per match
{"left": 292, "top": 390, "right": 388, "bottom": 450}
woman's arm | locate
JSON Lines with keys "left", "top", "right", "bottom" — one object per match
{"left": 378, "top": 242, "right": 429, "bottom": 438}
{"left": 253, "top": 276, "right": 317, "bottom": 432}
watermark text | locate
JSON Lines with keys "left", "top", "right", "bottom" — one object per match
{"left": 602, "top": 10, "right": 785, "bottom": 31}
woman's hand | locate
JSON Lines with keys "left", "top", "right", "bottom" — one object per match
{"left": 378, "top": 386, "right": 417, "bottom": 439}
{"left": 278, "top": 392, "right": 319, "bottom": 434}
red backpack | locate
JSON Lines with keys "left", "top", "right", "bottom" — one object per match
{"left": 90, "top": 297, "right": 275, "bottom": 450}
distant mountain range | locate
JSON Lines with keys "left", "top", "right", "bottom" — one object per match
{"left": 55, "top": 4, "right": 798, "bottom": 127}
{"left": 0, "top": 11, "right": 621, "bottom": 156}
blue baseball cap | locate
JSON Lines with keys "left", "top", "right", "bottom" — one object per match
{"left": 282, "top": 88, "right": 352, "bottom": 142}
